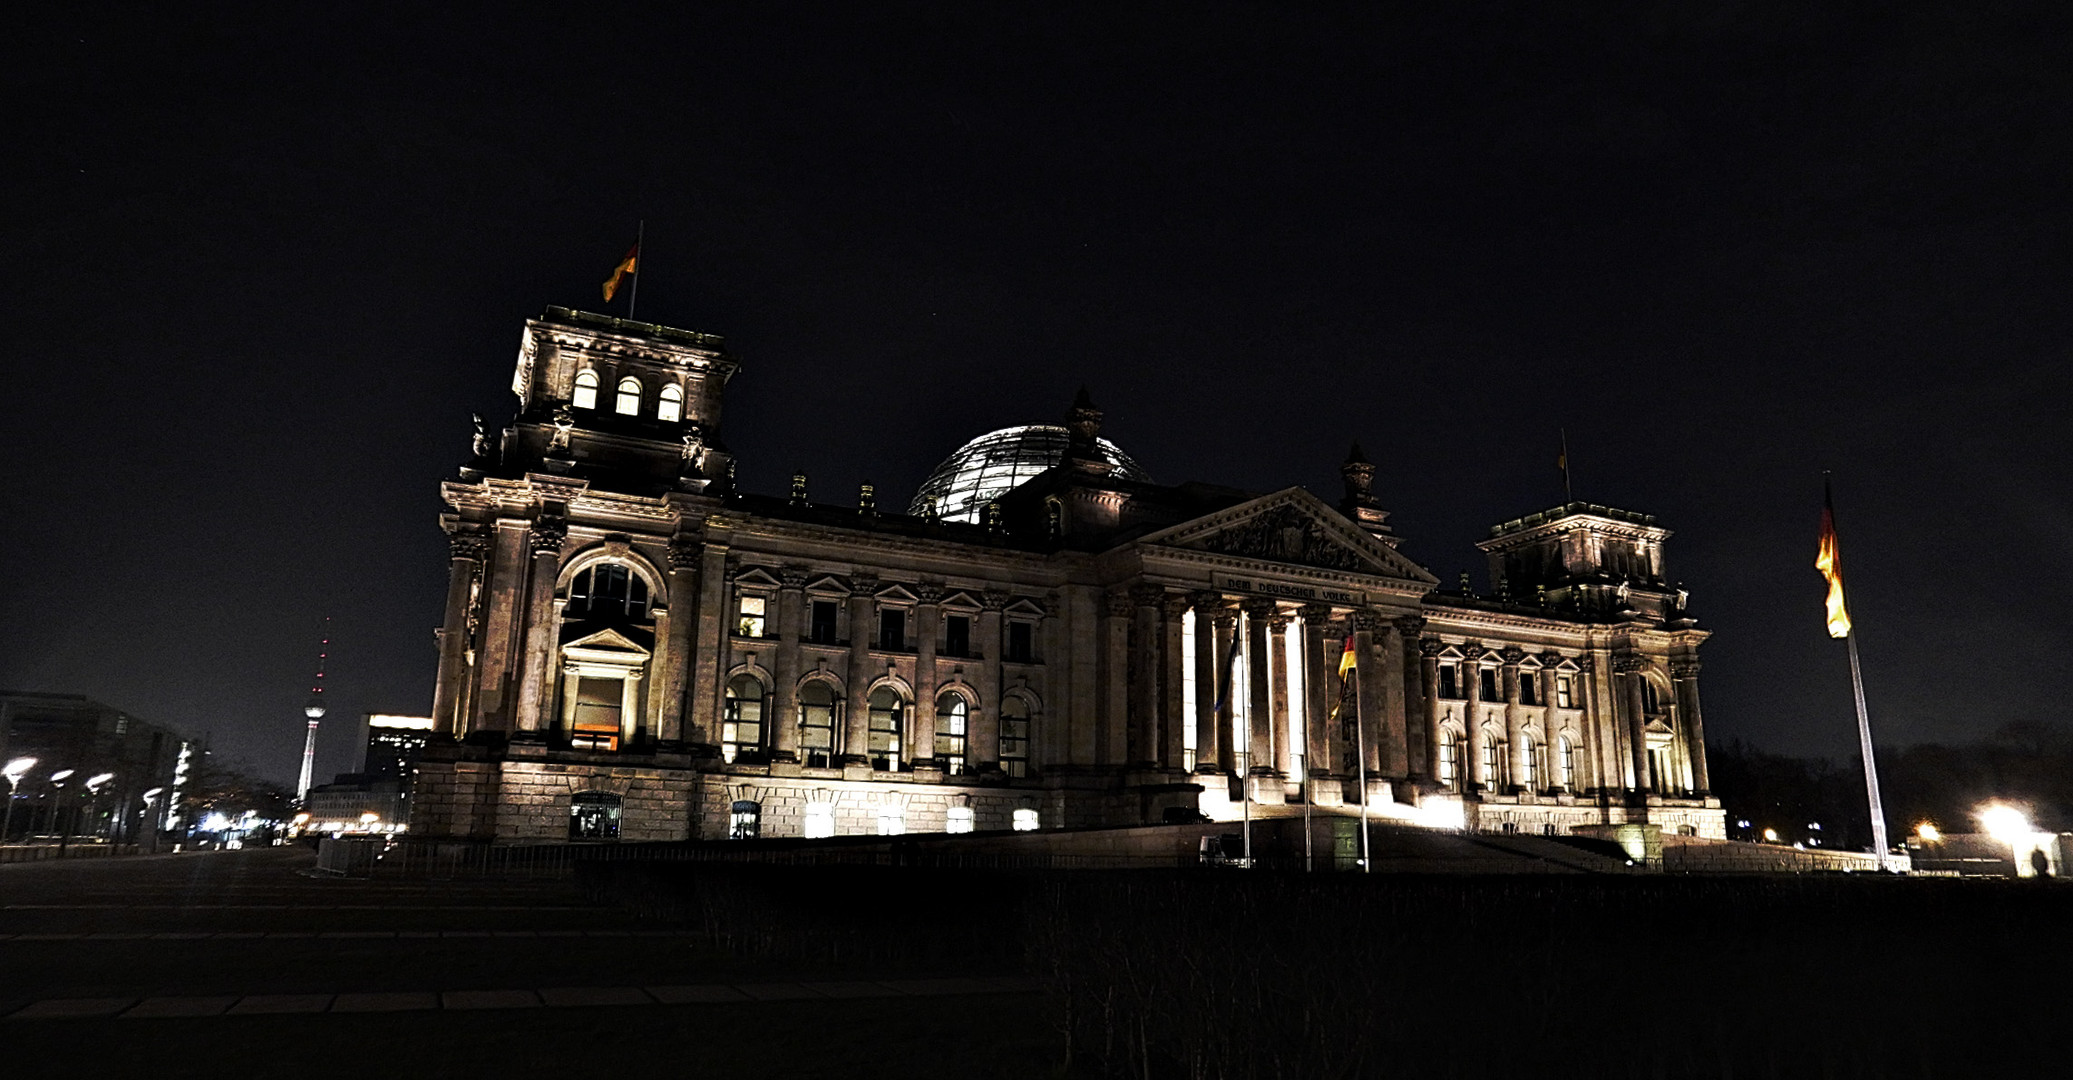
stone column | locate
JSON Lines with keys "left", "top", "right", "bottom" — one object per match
{"left": 1299, "top": 605, "right": 1336, "bottom": 778}
{"left": 1672, "top": 659, "right": 1709, "bottom": 793}
{"left": 912, "top": 584, "right": 943, "bottom": 767}
{"left": 1615, "top": 654, "right": 1654, "bottom": 792}
{"left": 1267, "top": 614, "right": 1295, "bottom": 778}
{"left": 512, "top": 515, "right": 566, "bottom": 738}
{"left": 656, "top": 538, "right": 701, "bottom": 746}
{"left": 1192, "top": 592, "right": 1225, "bottom": 776}
{"left": 431, "top": 531, "right": 485, "bottom": 736}
{"left": 1243, "top": 599, "right": 1278, "bottom": 782}
{"left": 1212, "top": 606, "right": 1240, "bottom": 775}
{"left": 770, "top": 568, "right": 806, "bottom": 762}
{"left": 620, "top": 669, "right": 645, "bottom": 749}
{"left": 1501, "top": 646, "right": 1526, "bottom": 792}
{"left": 1352, "top": 610, "right": 1385, "bottom": 781}
{"left": 1581, "top": 653, "right": 1617, "bottom": 790}
{"left": 1461, "top": 644, "right": 1488, "bottom": 791}
{"left": 559, "top": 668, "right": 582, "bottom": 732}
{"left": 1373, "top": 613, "right": 1409, "bottom": 782}
{"left": 1131, "top": 584, "right": 1165, "bottom": 768}
{"left": 1101, "top": 590, "right": 1133, "bottom": 766}
{"left": 1161, "top": 594, "right": 1192, "bottom": 771}
{"left": 1396, "top": 616, "right": 1428, "bottom": 780}
{"left": 1419, "top": 637, "right": 1444, "bottom": 785}
{"left": 841, "top": 575, "right": 877, "bottom": 766}
{"left": 974, "top": 591, "right": 1006, "bottom": 773}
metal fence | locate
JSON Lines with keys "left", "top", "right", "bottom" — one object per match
{"left": 0, "top": 842, "right": 143, "bottom": 865}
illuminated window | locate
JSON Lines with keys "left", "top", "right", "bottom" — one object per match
{"left": 1519, "top": 733, "right": 1538, "bottom": 789}
{"left": 572, "top": 369, "right": 599, "bottom": 409}
{"left": 867, "top": 687, "right": 905, "bottom": 770}
{"left": 615, "top": 376, "right": 642, "bottom": 415}
{"left": 737, "top": 594, "right": 767, "bottom": 637}
{"left": 803, "top": 802, "right": 835, "bottom": 839}
{"left": 1557, "top": 735, "right": 1575, "bottom": 789}
{"left": 1000, "top": 697, "right": 1031, "bottom": 777}
{"left": 728, "top": 800, "right": 761, "bottom": 839}
{"left": 570, "top": 677, "right": 623, "bottom": 750}
{"left": 1437, "top": 734, "right": 1461, "bottom": 791}
{"left": 945, "top": 805, "right": 974, "bottom": 833}
{"left": 1482, "top": 736, "right": 1501, "bottom": 788}
{"left": 935, "top": 694, "right": 968, "bottom": 774}
{"left": 877, "top": 808, "right": 906, "bottom": 836}
{"left": 1556, "top": 676, "right": 1574, "bottom": 709}
{"left": 1006, "top": 621, "right": 1034, "bottom": 663}
{"left": 657, "top": 383, "right": 683, "bottom": 422}
{"left": 1012, "top": 808, "right": 1040, "bottom": 831}
{"left": 721, "top": 676, "right": 765, "bottom": 764}
{"left": 569, "top": 564, "right": 650, "bottom": 622}
{"left": 568, "top": 792, "right": 620, "bottom": 840}
{"left": 798, "top": 681, "right": 838, "bottom": 768}
{"left": 943, "top": 615, "right": 971, "bottom": 657}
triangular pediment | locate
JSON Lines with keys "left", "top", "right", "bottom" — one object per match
{"left": 1138, "top": 488, "right": 1439, "bottom": 584}
{"left": 560, "top": 626, "right": 653, "bottom": 656}
{"left": 874, "top": 582, "right": 921, "bottom": 604}
{"left": 731, "top": 567, "right": 782, "bottom": 589}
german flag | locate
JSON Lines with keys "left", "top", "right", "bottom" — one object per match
{"left": 1329, "top": 634, "right": 1357, "bottom": 721}
{"left": 602, "top": 243, "right": 638, "bottom": 302}
{"left": 1815, "top": 486, "right": 1851, "bottom": 639}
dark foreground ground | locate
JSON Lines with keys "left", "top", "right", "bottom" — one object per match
{"left": 6, "top": 849, "right": 2069, "bottom": 1078}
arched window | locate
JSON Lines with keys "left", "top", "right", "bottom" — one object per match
{"left": 1641, "top": 679, "right": 1662, "bottom": 714}
{"left": 1436, "top": 733, "right": 1461, "bottom": 791}
{"left": 1557, "top": 735, "right": 1576, "bottom": 789}
{"left": 1000, "top": 697, "right": 1031, "bottom": 777}
{"left": 729, "top": 800, "right": 761, "bottom": 839}
{"left": 935, "top": 694, "right": 968, "bottom": 775}
{"left": 722, "top": 676, "right": 765, "bottom": 764}
{"left": 798, "top": 682, "right": 838, "bottom": 768}
{"left": 867, "top": 687, "right": 905, "bottom": 771}
{"left": 1482, "top": 734, "right": 1503, "bottom": 789}
{"left": 615, "top": 376, "right": 642, "bottom": 416}
{"left": 568, "top": 791, "right": 621, "bottom": 840}
{"left": 572, "top": 370, "right": 599, "bottom": 410}
{"left": 1519, "top": 733, "right": 1539, "bottom": 790}
{"left": 568, "top": 564, "right": 650, "bottom": 622}
{"left": 657, "top": 383, "right": 683, "bottom": 422}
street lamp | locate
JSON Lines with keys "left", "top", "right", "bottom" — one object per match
{"left": 45, "top": 769, "right": 74, "bottom": 840}
{"left": 140, "top": 787, "right": 165, "bottom": 849}
{"left": 3, "top": 756, "right": 38, "bottom": 845}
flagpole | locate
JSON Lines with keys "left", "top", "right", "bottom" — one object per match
{"left": 1827, "top": 476, "right": 1891, "bottom": 871}
{"left": 1353, "top": 643, "right": 1371, "bottom": 874}
{"left": 627, "top": 219, "right": 644, "bottom": 322}
{"left": 1560, "top": 428, "right": 1574, "bottom": 504}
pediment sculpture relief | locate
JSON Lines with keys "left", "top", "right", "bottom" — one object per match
{"left": 1192, "top": 505, "right": 1368, "bottom": 572}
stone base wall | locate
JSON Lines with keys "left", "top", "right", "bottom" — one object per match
{"left": 699, "top": 777, "right": 1043, "bottom": 838}
{"left": 496, "top": 761, "right": 698, "bottom": 843}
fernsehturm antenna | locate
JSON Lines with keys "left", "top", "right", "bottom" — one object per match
{"left": 297, "top": 619, "right": 330, "bottom": 802}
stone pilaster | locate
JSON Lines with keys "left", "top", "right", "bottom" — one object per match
{"left": 1299, "top": 605, "right": 1336, "bottom": 779}
{"left": 1129, "top": 584, "right": 1165, "bottom": 768}
{"left": 911, "top": 583, "right": 943, "bottom": 768}
{"left": 1374, "top": 612, "right": 1409, "bottom": 782}
{"left": 1243, "top": 598, "right": 1279, "bottom": 782}
{"left": 1672, "top": 658, "right": 1709, "bottom": 793}
{"left": 1501, "top": 645, "right": 1527, "bottom": 792}
{"left": 1212, "top": 606, "right": 1239, "bottom": 776}
{"left": 1396, "top": 615, "right": 1428, "bottom": 780}
{"left": 1161, "top": 594, "right": 1192, "bottom": 771}
{"left": 1102, "top": 589, "right": 1133, "bottom": 766}
{"left": 1615, "top": 653, "right": 1654, "bottom": 792}
{"left": 432, "top": 530, "right": 486, "bottom": 736}
{"left": 841, "top": 574, "right": 877, "bottom": 766}
{"left": 1352, "top": 610, "right": 1385, "bottom": 781}
{"left": 770, "top": 567, "right": 806, "bottom": 763}
{"left": 512, "top": 513, "right": 566, "bottom": 738}
{"left": 656, "top": 537, "right": 701, "bottom": 746}
{"left": 1267, "top": 614, "right": 1294, "bottom": 778}
{"left": 1462, "top": 643, "right": 1488, "bottom": 791}
{"left": 974, "top": 590, "right": 1006, "bottom": 773}
{"left": 1192, "top": 592, "right": 1225, "bottom": 775}
{"left": 1419, "top": 637, "right": 1445, "bottom": 787}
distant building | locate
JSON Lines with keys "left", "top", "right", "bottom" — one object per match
{"left": 0, "top": 691, "right": 191, "bottom": 842}
{"left": 363, "top": 713, "right": 433, "bottom": 785}
{"left": 413, "top": 307, "right": 1724, "bottom": 844}
{"left": 303, "top": 774, "right": 409, "bottom": 834}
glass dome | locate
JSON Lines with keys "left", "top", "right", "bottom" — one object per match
{"left": 909, "top": 425, "right": 1151, "bottom": 524}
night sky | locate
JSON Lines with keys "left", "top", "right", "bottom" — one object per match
{"left": 7, "top": 3, "right": 2068, "bottom": 786}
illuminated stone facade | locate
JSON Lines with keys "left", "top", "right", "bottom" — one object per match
{"left": 413, "top": 307, "right": 1724, "bottom": 844}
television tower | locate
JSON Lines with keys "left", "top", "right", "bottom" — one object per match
{"left": 296, "top": 620, "right": 330, "bottom": 802}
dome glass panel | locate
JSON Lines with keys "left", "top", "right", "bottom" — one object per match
{"left": 909, "top": 425, "right": 1150, "bottom": 523}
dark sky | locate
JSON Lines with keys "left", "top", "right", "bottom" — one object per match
{"left": 6, "top": 2, "right": 2069, "bottom": 786}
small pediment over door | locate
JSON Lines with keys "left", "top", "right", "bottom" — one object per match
{"left": 1137, "top": 487, "right": 1438, "bottom": 585}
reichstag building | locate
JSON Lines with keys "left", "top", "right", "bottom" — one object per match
{"left": 411, "top": 307, "right": 1724, "bottom": 843}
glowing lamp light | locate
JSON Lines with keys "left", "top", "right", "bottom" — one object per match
{"left": 201, "top": 812, "right": 233, "bottom": 832}
{"left": 1762, "top": 828, "right": 1779, "bottom": 843}
{"left": 51, "top": 769, "right": 75, "bottom": 783}
{"left": 359, "top": 812, "right": 380, "bottom": 824}
{"left": 1978, "top": 804, "right": 2032, "bottom": 845}
{"left": 1915, "top": 822, "right": 1942, "bottom": 842}
{"left": 86, "top": 772, "right": 115, "bottom": 793}
{"left": 4, "top": 757, "right": 36, "bottom": 784}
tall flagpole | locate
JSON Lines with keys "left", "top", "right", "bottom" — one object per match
{"left": 626, "top": 219, "right": 644, "bottom": 322}
{"left": 1559, "top": 428, "right": 1574, "bottom": 504}
{"left": 1826, "top": 477, "right": 1891, "bottom": 871}
{"left": 1302, "top": 622, "right": 1314, "bottom": 871}
{"left": 1353, "top": 637, "right": 1371, "bottom": 874}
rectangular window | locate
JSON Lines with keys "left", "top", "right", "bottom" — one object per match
{"left": 1557, "top": 676, "right": 1574, "bottom": 709}
{"left": 1437, "top": 664, "right": 1459, "bottom": 700}
{"left": 1000, "top": 703, "right": 1031, "bottom": 778}
{"left": 803, "top": 803, "right": 835, "bottom": 839}
{"left": 944, "top": 615, "right": 971, "bottom": 658}
{"left": 1479, "top": 667, "right": 1500, "bottom": 701}
{"left": 809, "top": 600, "right": 838, "bottom": 645}
{"left": 737, "top": 595, "right": 767, "bottom": 637}
{"left": 1006, "top": 621, "right": 1034, "bottom": 663}
{"left": 878, "top": 608, "right": 906, "bottom": 650}
{"left": 945, "top": 806, "right": 974, "bottom": 834}
{"left": 1520, "top": 672, "right": 1538, "bottom": 706}
{"left": 571, "top": 677, "right": 623, "bottom": 751}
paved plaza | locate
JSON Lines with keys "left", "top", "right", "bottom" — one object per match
{"left": 0, "top": 848, "right": 1051, "bottom": 1077}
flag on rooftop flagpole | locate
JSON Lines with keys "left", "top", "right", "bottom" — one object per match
{"left": 1815, "top": 483, "right": 1851, "bottom": 639}
{"left": 602, "top": 242, "right": 639, "bottom": 302}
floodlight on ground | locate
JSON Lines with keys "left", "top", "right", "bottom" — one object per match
{"left": 1762, "top": 828, "right": 1779, "bottom": 843}
{"left": 1977, "top": 804, "right": 2032, "bottom": 845}
{"left": 1915, "top": 822, "right": 1941, "bottom": 842}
